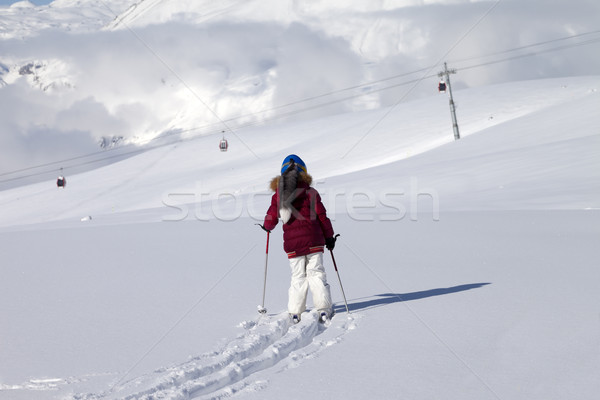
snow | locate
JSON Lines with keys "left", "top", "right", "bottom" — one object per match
{"left": 1, "top": 1, "right": 600, "bottom": 399}
{"left": 1, "top": 75, "right": 599, "bottom": 400}
{"left": 1, "top": 76, "right": 598, "bottom": 228}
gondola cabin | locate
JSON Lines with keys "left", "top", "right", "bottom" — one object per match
{"left": 438, "top": 81, "right": 447, "bottom": 93}
{"left": 219, "top": 138, "right": 228, "bottom": 152}
{"left": 57, "top": 175, "right": 66, "bottom": 188}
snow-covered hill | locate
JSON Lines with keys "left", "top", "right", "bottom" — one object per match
{"left": 0, "top": 77, "right": 599, "bottom": 400}
{"left": 0, "top": 0, "right": 131, "bottom": 39}
{"left": 1, "top": 76, "right": 598, "bottom": 228}
{"left": 1, "top": 1, "right": 599, "bottom": 399}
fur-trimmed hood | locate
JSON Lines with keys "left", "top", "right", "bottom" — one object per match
{"left": 262, "top": 165, "right": 334, "bottom": 256}
{"left": 270, "top": 169, "right": 313, "bottom": 224}
{"left": 269, "top": 171, "right": 313, "bottom": 192}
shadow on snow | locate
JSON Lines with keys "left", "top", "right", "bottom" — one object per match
{"left": 334, "top": 283, "right": 491, "bottom": 314}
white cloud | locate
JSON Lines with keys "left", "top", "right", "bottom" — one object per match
{"left": 0, "top": 0, "right": 599, "bottom": 183}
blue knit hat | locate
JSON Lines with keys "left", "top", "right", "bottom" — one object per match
{"left": 281, "top": 154, "right": 307, "bottom": 175}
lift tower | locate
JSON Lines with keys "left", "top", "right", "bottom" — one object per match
{"left": 438, "top": 62, "right": 460, "bottom": 141}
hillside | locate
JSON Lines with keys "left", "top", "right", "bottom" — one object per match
{"left": 1, "top": 2, "right": 600, "bottom": 399}
{"left": 0, "top": 77, "right": 599, "bottom": 400}
{"left": 1, "top": 76, "right": 598, "bottom": 229}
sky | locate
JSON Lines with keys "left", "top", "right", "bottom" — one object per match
{"left": 1, "top": 0, "right": 599, "bottom": 188}
{"left": 0, "top": 0, "right": 52, "bottom": 5}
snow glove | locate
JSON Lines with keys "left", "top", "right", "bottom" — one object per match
{"left": 325, "top": 236, "right": 336, "bottom": 250}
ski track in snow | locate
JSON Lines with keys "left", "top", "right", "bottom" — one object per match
{"left": 0, "top": 374, "right": 116, "bottom": 392}
{"left": 69, "top": 310, "right": 357, "bottom": 400}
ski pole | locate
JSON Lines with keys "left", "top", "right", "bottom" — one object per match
{"left": 256, "top": 224, "right": 270, "bottom": 314}
{"left": 329, "top": 234, "right": 350, "bottom": 314}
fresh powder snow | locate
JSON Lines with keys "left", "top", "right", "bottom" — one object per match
{"left": 1, "top": 76, "right": 599, "bottom": 400}
{"left": 1, "top": 1, "right": 599, "bottom": 400}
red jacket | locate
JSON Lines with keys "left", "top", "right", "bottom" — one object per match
{"left": 264, "top": 175, "right": 334, "bottom": 258}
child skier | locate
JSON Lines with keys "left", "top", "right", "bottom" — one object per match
{"left": 262, "top": 154, "right": 336, "bottom": 323}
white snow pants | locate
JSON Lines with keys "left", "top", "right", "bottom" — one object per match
{"left": 288, "top": 252, "right": 332, "bottom": 316}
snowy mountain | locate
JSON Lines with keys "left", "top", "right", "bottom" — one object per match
{"left": 1, "top": 1, "right": 599, "bottom": 399}
{"left": 1, "top": 0, "right": 599, "bottom": 178}
{"left": 0, "top": 0, "right": 132, "bottom": 39}
{"left": 0, "top": 76, "right": 599, "bottom": 400}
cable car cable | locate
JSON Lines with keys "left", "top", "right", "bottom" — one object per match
{"left": 2, "top": 29, "right": 598, "bottom": 185}
{"left": 449, "top": 29, "right": 600, "bottom": 65}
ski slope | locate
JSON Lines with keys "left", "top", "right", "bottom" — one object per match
{"left": 0, "top": 77, "right": 599, "bottom": 400}
{"left": 0, "top": 77, "right": 598, "bottom": 228}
